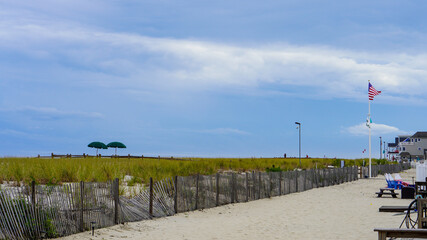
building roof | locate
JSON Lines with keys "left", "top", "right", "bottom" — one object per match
{"left": 412, "top": 132, "right": 427, "bottom": 138}
{"left": 400, "top": 152, "right": 410, "bottom": 157}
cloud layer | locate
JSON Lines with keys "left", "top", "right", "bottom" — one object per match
{"left": 1, "top": 20, "right": 427, "bottom": 103}
{"left": 1, "top": 107, "right": 103, "bottom": 120}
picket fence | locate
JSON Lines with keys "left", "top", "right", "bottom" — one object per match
{"left": 0, "top": 163, "right": 410, "bottom": 239}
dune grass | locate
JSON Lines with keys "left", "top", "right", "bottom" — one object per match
{"left": 0, "top": 157, "right": 390, "bottom": 185}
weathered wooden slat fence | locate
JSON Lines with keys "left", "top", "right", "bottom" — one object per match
{"left": 0, "top": 163, "right": 410, "bottom": 239}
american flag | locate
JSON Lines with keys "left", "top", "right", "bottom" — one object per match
{"left": 368, "top": 82, "right": 381, "bottom": 100}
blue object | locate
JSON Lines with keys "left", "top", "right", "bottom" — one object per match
{"left": 385, "top": 178, "right": 403, "bottom": 189}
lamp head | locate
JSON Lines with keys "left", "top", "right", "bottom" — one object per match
{"left": 295, "top": 122, "right": 300, "bottom": 125}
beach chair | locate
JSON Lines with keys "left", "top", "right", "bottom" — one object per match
{"left": 385, "top": 173, "right": 403, "bottom": 189}
{"left": 394, "top": 173, "right": 410, "bottom": 187}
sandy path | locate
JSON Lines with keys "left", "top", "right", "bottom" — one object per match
{"left": 59, "top": 168, "right": 415, "bottom": 240}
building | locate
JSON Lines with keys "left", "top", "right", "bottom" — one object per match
{"left": 387, "top": 135, "right": 410, "bottom": 161}
{"left": 395, "top": 132, "right": 427, "bottom": 161}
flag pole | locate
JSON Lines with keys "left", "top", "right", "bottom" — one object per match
{"left": 368, "top": 80, "right": 372, "bottom": 178}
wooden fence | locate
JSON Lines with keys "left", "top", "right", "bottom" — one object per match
{"left": 39, "top": 153, "right": 191, "bottom": 161}
{"left": 0, "top": 163, "right": 410, "bottom": 239}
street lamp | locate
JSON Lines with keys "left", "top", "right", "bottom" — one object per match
{"left": 295, "top": 122, "right": 301, "bottom": 168}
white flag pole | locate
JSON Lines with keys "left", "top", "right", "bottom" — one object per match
{"left": 369, "top": 97, "right": 371, "bottom": 178}
{"left": 368, "top": 80, "right": 372, "bottom": 178}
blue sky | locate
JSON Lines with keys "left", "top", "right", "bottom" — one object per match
{"left": 1, "top": 1, "right": 426, "bottom": 158}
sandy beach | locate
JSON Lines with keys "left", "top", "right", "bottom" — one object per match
{"left": 59, "top": 168, "right": 415, "bottom": 240}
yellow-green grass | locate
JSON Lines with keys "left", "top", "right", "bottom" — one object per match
{"left": 0, "top": 157, "right": 390, "bottom": 185}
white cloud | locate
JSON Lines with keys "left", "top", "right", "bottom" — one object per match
{"left": 0, "top": 129, "right": 29, "bottom": 136}
{"left": 198, "top": 128, "right": 250, "bottom": 135}
{"left": 345, "top": 122, "right": 407, "bottom": 136}
{"left": 1, "top": 107, "right": 103, "bottom": 120}
{"left": 1, "top": 19, "right": 427, "bottom": 102}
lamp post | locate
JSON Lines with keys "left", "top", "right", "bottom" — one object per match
{"left": 380, "top": 136, "right": 382, "bottom": 160}
{"left": 384, "top": 141, "right": 386, "bottom": 160}
{"left": 295, "top": 122, "right": 301, "bottom": 168}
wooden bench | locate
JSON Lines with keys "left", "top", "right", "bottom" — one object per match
{"left": 376, "top": 188, "right": 399, "bottom": 198}
{"left": 374, "top": 228, "right": 427, "bottom": 239}
{"left": 378, "top": 205, "right": 414, "bottom": 212}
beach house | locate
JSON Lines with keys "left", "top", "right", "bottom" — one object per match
{"left": 387, "top": 135, "right": 410, "bottom": 160}
{"left": 396, "top": 132, "right": 427, "bottom": 161}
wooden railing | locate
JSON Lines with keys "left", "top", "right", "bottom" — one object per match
{"left": 37, "top": 153, "right": 190, "bottom": 161}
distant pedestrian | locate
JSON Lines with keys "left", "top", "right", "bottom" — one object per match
{"left": 284, "top": 153, "right": 287, "bottom": 158}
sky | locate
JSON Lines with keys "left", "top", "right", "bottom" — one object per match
{"left": 1, "top": 0, "right": 427, "bottom": 158}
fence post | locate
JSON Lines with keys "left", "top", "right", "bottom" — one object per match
{"left": 321, "top": 169, "right": 324, "bottom": 187}
{"left": 258, "top": 172, "right": 262, "bottom": 199}
{"left": 113, "top": 178, "right": 119, "bottom": 224}
{"left": 174, "top": 176, "right": 178, "bottom": 213}
{"left": 311, "top": 169, "right": 316, "bottom": 189}
{"left": 268, "top": 172, "right": 272, "bottom": 198}
{"left": 252, "top": 171, "right": 256, "bottom": 200}
{"left": 347, "top": 167, "right": 351, "bottom": 182}
{"left": 246, "top": 172, "right": 249, "bottom": 202}
{"left": 149, "top": 177, "right": 153, "bottom": 218}
{"left": 355, "top": 166, "right": 358, "bottom": 181}
{"left": 252, "top": 171, "right": 256, "bottom": 201}
{"left": 235, "top": 173, "right": 238, "bottom": 203}
{"left": 342, "top": 168, "right": 345, "bottom": 183}
{"left": 316, "top": 169, "right": 320, "bottom": 188}
{"left": 31, "top": 180, "right": 37, "bottom": 237}
{"left": 303, "top": 170, "right": 307, "bottom": 191}
{"left": 295, "top": 170, "right": 298, "bottom": 192}
{"left": 51, "top": 152, "right": 54, "bottom": 159}
{"left": 347, "top": 167, "right": 353, "bottom": 182}
{"left": 31, "top": 181, "right": 36, "bottom": 205}
{"left": 195, "top": 174, "right": 200, "bottom": 209}
{"left": 230, "top": 174, "right": 234, "bottom": 203}
{"left": 337, "top": 168, "right": 340, "bottom": 184}
{"left": 352, "top": 166, "right": 355, "bottom": 181}
{"left": 327, "top": 169, "right": 330, "bottom": 186}
{"left": 353, "top": 166, "right": 358, "bottom": 181}
{"left": 216, "top": 173, "right": 220, "bottom": 206}
{"left": 335, "top": 169, "right": 338, "bottom": 185}
{"left": 80, "top": 181, "right": 84, "bottom": 232}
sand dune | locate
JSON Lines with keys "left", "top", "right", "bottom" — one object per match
{"left": 59, "top": 168, "right": 416, "bottom": 240}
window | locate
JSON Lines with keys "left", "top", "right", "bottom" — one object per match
{"left": 411, "top": 139, "right": 414, "bottom": 142}
{"left": 403, "top": 147, "right": 406, "bottom": 151}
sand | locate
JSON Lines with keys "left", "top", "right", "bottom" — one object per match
{"left": 58, "top": 168, "right": 416, "bottom": 240}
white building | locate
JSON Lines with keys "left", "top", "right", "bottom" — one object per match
{"left": 397, "top": 132, "right": 427, "bottom": 160}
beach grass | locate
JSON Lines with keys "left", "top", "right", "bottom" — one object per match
{"left": 0, "top": 157, "right": 390, "bottom": 185}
